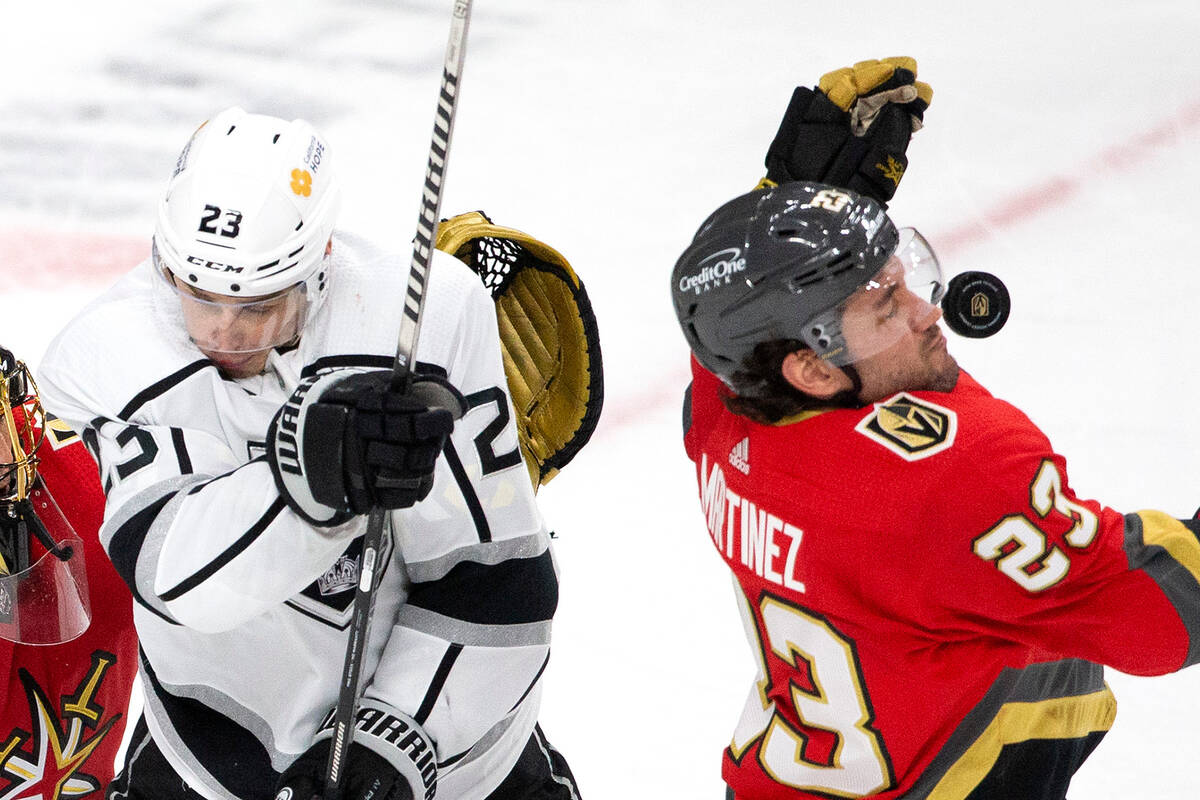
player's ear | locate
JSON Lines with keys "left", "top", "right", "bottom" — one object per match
{"left": 781, "top": 349, "right": 852, "bottom": 399}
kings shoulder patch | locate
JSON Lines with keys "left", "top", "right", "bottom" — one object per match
{"left": 854, "top": 392, "right": 957, "bottom": 461}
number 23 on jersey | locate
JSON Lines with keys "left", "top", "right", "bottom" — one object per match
{"left": 731, "top": 586, "right": 895, "bottom": 796}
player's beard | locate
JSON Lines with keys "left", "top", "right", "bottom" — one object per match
{"left": 854, "top": 324, "right": 960, "bottom": 403}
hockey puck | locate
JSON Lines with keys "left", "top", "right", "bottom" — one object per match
{"left": 940, "top": 271, "right": 1010, "bottom": 339}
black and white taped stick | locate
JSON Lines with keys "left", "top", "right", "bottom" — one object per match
{"left": 394, "top": 0, "right": 473, "bottom": 378}
{"left": 322, "top": 2, "right": 474, "bottom": 798}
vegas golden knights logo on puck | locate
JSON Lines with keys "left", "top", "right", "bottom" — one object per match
{"left": 855, "top": 393, "right": 957, "bottom": 461}
{"left": 971, "top": 291, "right": 989, "bottom": 318}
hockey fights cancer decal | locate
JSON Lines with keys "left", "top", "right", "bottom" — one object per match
{"left": 1, "top": 654, "right": 124, "bottom": 799}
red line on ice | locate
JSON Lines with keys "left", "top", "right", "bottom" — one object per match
{"left": 0, "top": 228, "right": 148, "bottom": 288}
{"left": 934, "top": 99, "right": 1200, "bottom": 258}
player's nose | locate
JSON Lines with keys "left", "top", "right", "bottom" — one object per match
{"left": 907, "top": 292, "right": 942, "bottom": 332}
{"left": 203, "top": 307, "right": 249, "bottom": 348}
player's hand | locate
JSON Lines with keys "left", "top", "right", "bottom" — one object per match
{"left": 273, "top": 738, "right": 415, "bottom": 800}
{"left": 762, "top": 56, "right": 932, "bottom": 205}
{"left": 275, "top": 700, "right": 434, "bottom": 800}
{"left": 315, "top": 369, "right": 467, "bottom": 512}
{"left": 267, "top": 368, "right": 467, "bottom": 526}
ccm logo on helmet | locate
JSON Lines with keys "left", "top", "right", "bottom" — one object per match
{"left": 186, "top": 255, "right": 245, "bottom": 274}
{"left": 678, "top": 247, "right": 747, "bottom": 295}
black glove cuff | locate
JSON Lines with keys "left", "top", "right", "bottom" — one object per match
{"left": 267, "top": 372, "right": 356, "bottom": 528}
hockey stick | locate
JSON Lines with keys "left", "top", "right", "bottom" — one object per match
{"left": 322, "top": 2, "right": 474, "bottom": 798}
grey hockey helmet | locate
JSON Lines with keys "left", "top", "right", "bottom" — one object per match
{"left": 671, "top": 182, "right": 943, "bottom": 380}
{"left": 153, "top": 107, "right": 341, "bottom": 358}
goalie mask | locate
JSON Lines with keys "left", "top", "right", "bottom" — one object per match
{"left": 671, "top": 182, "right": 944, "bottom": 381}
{"left": 153, "top": 107, "right": 341, "bottom": 375}
{"left": 0, "top": 346, "right": 90, "bottom": 645}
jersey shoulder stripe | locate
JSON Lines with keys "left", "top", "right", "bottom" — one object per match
{"left": 119, "top": 360, "right": 212, "bottom": 421}
{"left": 159, "top": 497, "right": 287, "bottom": 601}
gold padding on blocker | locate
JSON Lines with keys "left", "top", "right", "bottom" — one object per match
{"left": 436, "top": 212, "right": 603, "bottom": 489}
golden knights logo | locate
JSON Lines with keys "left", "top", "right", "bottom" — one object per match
{"left": 1, "top": 653, "right": 122, "bottom": 799}
{"left": 970, "top": 291, "right": 990, "bottom": 319}
{"left": 41, "top": 414, "right": 81, "bottom": 452}
{"left": 855, "top": 392, "right": 957, "bottom": 461}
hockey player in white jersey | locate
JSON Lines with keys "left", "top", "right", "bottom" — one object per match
{"left": 37, "top": 107, "right": 580, "bottom": 800}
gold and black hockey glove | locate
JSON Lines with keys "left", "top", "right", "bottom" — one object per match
{"left": 762, "top": 56, "right": 932, "bottom": 205}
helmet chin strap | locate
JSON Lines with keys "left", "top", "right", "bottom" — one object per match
{"left": 0, "top": 497, "right": 68, "bottom": 574}
{"left": 843, "top": 363, "right": 867, "bottom": 408}
{"left": 8, "top": 499, "right": 73, "bottom": 563}
{"left": 814, "top": 362, "right": 866, "bottom": 411}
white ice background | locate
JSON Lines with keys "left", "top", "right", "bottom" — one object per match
{"left": 3, "top": 1, "right": 1200, "bottom": 797}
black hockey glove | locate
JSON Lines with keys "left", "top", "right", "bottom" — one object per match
{"left": 762, "top": 56, "right": 932, "bottom": 205}
{"left": 267, "top": 368, "right": 467, "bottom": 527}
{"left": 275, "top": 741, "right": 413, "bottom": 800}
{"left": 274, "top": 699, "right": 436, "bottom": 800}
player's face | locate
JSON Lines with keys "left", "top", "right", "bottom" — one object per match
{"left": 172, "top": 279, "right": 305, "bottom": 378}
{"left": 840, "top": 258, "right": 959, "bottom": 401}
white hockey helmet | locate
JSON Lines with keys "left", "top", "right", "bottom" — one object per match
{"left": 153, "top": 107, "right": 341, "bottom": 333}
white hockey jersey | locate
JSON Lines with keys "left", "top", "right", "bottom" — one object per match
{"left": 38, "top": 232, "right": 556, "bottom": 800}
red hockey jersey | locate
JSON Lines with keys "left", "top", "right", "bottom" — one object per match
{"left": 0, "top": 418, "right": 138, "bottom": 798}
{"left": 683, "top": 358, "right": 1200, "bottom": 799}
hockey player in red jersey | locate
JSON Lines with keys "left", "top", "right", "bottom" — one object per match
{"left": 671, "top": 57, "right": 1200, "bottom": 800}
{"left": 0, "top": 345, "right": 138, "bottom": 798}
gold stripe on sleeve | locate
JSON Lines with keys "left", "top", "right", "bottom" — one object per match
{"left": 1137, "top": 510, "right": 1200, "bottom": 584}
{"left": 928, "top": 687, "right": 1116, "bottom": 800}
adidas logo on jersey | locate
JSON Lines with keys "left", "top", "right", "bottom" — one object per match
{"left": 728, "top": 436, "right": 750, "bottom": 474}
